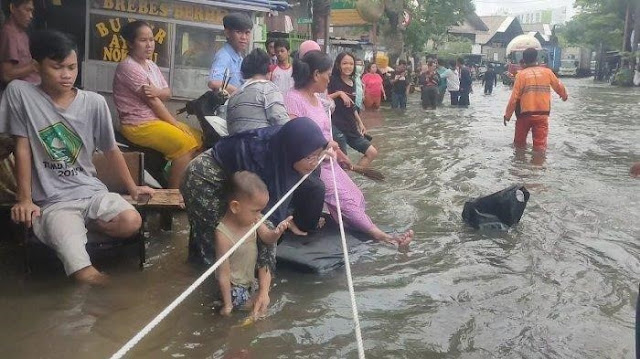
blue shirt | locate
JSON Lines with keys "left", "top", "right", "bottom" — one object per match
{"left": 209, "top": 42, "right": 244, "bottom": 89}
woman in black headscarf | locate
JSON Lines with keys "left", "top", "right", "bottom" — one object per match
{"left": 180, "top": 118, "right": 328, "bottom": 310}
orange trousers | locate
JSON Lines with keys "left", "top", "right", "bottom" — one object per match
{"left": 514, "top": 115, "right": 549, "bottom": 152}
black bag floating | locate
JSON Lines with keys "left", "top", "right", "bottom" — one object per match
{"left": 462, "top": 185, "right": 530, "bottom": 230}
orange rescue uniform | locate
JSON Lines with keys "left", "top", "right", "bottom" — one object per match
{"left": 504, "top": 66, "right": 568, "bottom": 151}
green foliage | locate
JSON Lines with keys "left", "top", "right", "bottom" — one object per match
{"left": 611, "top": 67, "right": 634, "bottom": 86}
{"left": 438, "top": 37, "right": 472, "bottom": 55}
{"left": 560, "top": 0, "right": 629, "bottom": 50}
{"left": 404, "top": 0, "right": 475, "bottom": 53}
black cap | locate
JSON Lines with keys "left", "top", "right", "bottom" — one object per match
{"left": 223, "top": 13, "right": 253, "bottom": 31}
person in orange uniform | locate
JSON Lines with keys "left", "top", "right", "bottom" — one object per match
{"left": 503, "top": 48, "right": 568, "bottom": 153}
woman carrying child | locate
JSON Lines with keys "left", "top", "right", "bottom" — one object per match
{"left": 328, "top": 52, "right": 378, "bottom": 168}
{"left": 180, "top": 118, "right": 328, "bottom": 316}
{"left": 284, "top": 50, "right": 413, "bottom": 246}
{"left": 418, "top": 61, "right": 440, "bottom": 110}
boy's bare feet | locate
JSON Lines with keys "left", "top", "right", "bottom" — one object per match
{"left": 317, "top": 217, "right": 326, "bottom": 229}
{"left": 72, "top": 266, "right": 109, "bottom": 286}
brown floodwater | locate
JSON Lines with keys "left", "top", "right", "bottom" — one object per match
{"left": 0, "top": 78, "right": 638, "bottom": 358}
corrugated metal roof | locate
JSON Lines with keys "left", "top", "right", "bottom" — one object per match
{"left": 448, "top": 12, "right": 489, "bottom": 35}
{"left": 331, "top": 9, "right": 369, "bottom": 26}
{"left": 476, "top": 16, "right": 521, "bottom": 45}
{"left": 521, "top": 23, "right": 553, "bottom": 42}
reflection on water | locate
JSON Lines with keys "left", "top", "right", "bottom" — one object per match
{"left": 1, "top": 79, "right": 638, "bottom": 358}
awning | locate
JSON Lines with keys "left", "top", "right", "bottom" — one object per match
{"left": 203, "top": 0, "right": 291, "bottom": 12}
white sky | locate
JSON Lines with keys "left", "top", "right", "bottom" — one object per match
{"left": 473, "top": 0, "right": 577, "bottom": 19}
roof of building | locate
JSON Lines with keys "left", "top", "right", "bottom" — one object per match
{"left": 448, "top": 12, "right": 489, "bottom": 35}
{"left": 521, "top": 23, "right": 553, "bottom": 42}
{"left": 475, "top": 16, "right": 522, "bottom": 45}
{"left": 207, "top": 0, "right": 291, "bottom": 12}
{"left": 330, "top": 8, "right": 369, "bottom": 26}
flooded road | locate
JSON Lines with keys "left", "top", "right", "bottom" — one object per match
{"left": 1, "top": 78, "right": 639, "bottom": 358}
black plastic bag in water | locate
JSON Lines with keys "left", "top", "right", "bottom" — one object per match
{"left": 462, "top": 185, "right": 530, "bottom": 230}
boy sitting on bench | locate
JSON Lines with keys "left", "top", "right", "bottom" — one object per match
{"left": 0, "top": 30, "right": 154, "bottom": 284}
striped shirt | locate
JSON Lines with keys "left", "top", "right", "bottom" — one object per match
{"left": 225, "top": 79, "right": 290, "bottom": 134}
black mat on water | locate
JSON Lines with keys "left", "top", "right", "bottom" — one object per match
{"left": 276, "top": 219, "right": 371, "bottom": 273}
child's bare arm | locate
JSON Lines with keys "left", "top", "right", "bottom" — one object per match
{"left": 214, "top": 230, "right": 234, "bottom": 315}
{"left": 257, "top": 216, "right": 293, "bottom": 244}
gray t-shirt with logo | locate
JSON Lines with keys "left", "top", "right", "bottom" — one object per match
{"left": 0, "top": 80, "right": 116, "bottom": 206}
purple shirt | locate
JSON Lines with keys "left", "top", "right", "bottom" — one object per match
{"left": 0, "top": 19, "right": 40, "bottom": 86}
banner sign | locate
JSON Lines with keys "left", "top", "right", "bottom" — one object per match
{"left": 89, "top": 14, "right": 170, "bottom": 66}
{"left": 91, "top": 0, "right": 228, "bottom": 26}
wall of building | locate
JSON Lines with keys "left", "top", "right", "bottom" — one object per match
{"left": 482, "top": 46, "right": 506, "bottom": 62}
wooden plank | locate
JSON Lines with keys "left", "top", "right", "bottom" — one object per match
{"left": 1, "top": 189, "right": 184, "bottom": 211}
{"left": 122, "top": 189, "right": 185, "bottom": 210}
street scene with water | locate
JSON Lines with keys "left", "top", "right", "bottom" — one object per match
{"left": 1, "top": 78, "right": 638, "bottom": 358}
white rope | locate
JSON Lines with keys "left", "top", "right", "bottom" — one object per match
{"left": 110, "top": 155, "right": 325, "bottom": 359}
{"left": 328, "top": 157, "right": 366, "bottom": 359}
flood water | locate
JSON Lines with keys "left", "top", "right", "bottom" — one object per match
{"left": 1, "top": 78, "right": 639, "bottom": 359}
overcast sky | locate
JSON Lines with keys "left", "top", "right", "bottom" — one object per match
{"left": 473, "top": 0, "right": 577, "bottom": 18}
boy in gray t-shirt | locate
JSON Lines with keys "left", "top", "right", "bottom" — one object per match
{"left": 0, "top": 30, "right": 154, "bottom": 284}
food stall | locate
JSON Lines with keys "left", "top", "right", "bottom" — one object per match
{"left": 82, "top": 0, "right": 276, "bottom": 99}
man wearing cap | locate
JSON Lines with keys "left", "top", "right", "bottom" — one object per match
{"left": 207, "top": 12, "right": 253, "bottom": 95}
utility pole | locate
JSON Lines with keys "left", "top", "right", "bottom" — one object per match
{"left": 623, "top": 3, "right": 632, "bottom": 52}
{"left": 632, "top": 0, "right": 640, "bottom": 68}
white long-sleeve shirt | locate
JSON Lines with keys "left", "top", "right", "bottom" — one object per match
{"left": 443, "top": 68, "right": 460, "bottom": 92}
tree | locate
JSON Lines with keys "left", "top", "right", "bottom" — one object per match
{"left": 311, "top": 0, "right": 330, "bottom": 50}
{"left": 561, "top": 11, "right": 625, "bottom": 50}
{"left": 404, "top": 0, "right": 475, "bottom": 54}
{"left": 562, "top": 0, "right": 632, "bottom": 51}
{"left": 561, "top": 0, "right": 638, "bottom": 81}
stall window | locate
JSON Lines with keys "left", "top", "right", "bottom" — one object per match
{"left": 89, "top": 14, "right": 170, "bottom": 67}
{"left": 172, "top": 24, "right": 226, "bottom": 98}
{"left": 174, "top": 25, "right": 225, "bottom": 69}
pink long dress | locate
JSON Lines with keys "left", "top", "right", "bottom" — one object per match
{"left": 285, "top": 90, "right": 375, "bottom": 232}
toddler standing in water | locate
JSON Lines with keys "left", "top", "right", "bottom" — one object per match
{"left": 216, "top": 171, "right": 292, "bottom": 316}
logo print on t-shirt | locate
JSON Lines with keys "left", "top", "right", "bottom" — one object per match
{"left": 38, "top": 122, "right": 83, "bottom": 165}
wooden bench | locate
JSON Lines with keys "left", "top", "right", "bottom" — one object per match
{"left": 0, "top": 151, "right": 184, "bottom": 274}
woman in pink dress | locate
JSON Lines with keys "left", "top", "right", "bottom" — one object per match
{"left": 362, "top": 63, "right": 386, "bottom": 110}
{"left": 284, "top": 50, "right": 413, "bottom": 246}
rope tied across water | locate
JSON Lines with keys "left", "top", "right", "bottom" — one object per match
{"left": 110, "top": 154, "right": 366, "bottom": 359}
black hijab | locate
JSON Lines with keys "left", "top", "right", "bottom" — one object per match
{"left": 214, "top": 117, "right": 328, "bottom": 223}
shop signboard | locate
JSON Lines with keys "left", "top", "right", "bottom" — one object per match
{"left": 90, "top": 0, "right": 228, "bottom": 26}
{"left": 89, "top": 14, "right": 170, "bottom": 66}
{"left": 330, "top": 0, "right": 368, "bottom": 26}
